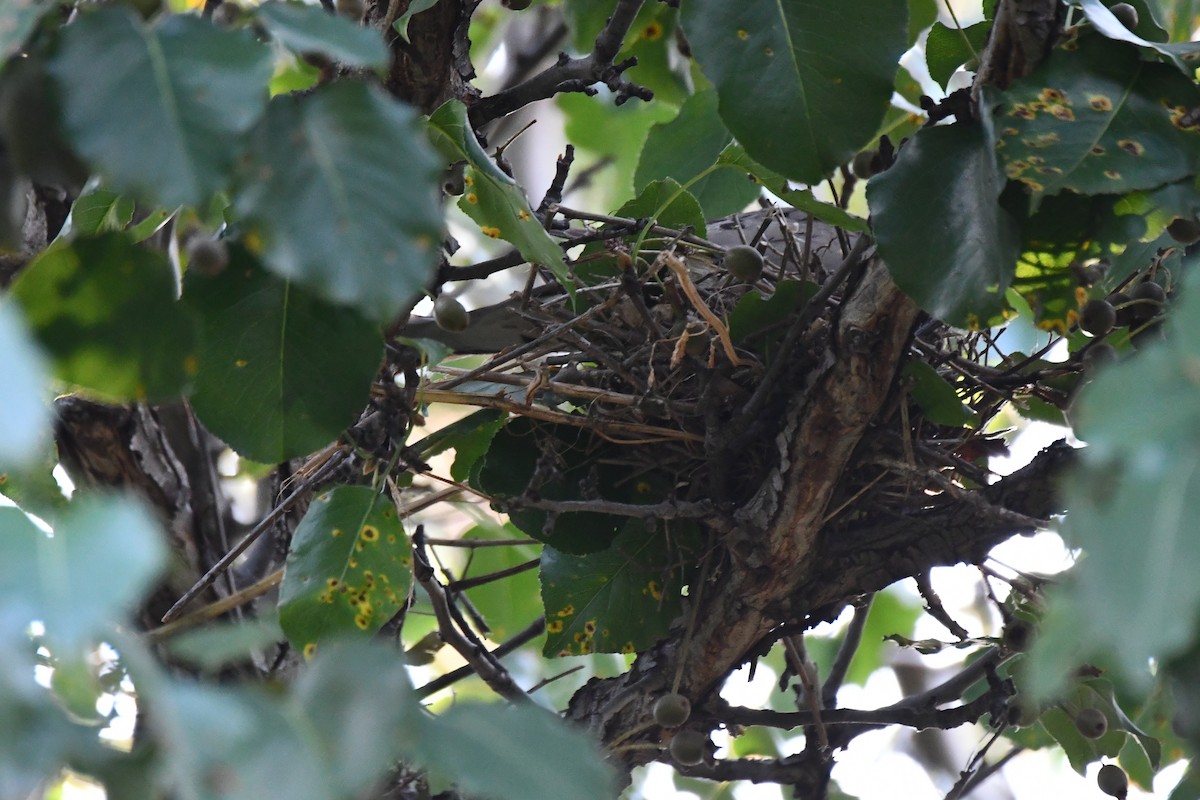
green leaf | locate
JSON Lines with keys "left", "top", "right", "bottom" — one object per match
{"left": 558, "top": 92, "right": 678, "bottom": 208}
{"left": 167, "top": 619, "right": 286, "bottom": 673}
{"left": 616, "top": 178, "right": 707, "bottom": 240}
{"left": 473, "top": 419, "right": 647, "bottom": 554}
{"left": 993, "top": 33, "right": 1200, "bottom": 196}
{"left": 1012, "top": 190, "right": 1150, "bottom": 329}
{"left": 1028, "top": 266, "right": 1200, "bottom": 693}
{"left": 0, "top": 442, "right": 68, "bottom": 523}
{"left": 0, "top": 497, "right": 166, "bottom": 652}
{"left": 0, "top": 303, "right": 51, "bottom": 467}
{"left": 634, "top": 89, "right": 761, "bottom": 219}
{"left": 292, "top": 640, "right": 423, "bottom": 796}
{"left": 902, "top": 359, "right": 979, "bottom": 428}
{"left": 869, "top": 121, "right": 1020, "bottom": 328}
{"left": 1169, "top": 763, "right": 1200, "bottom": 800}
{"left": 0, "top": 615, "right": 97, "bottom": 800}
{"left": 1078, "top": 0, "right": 1200, "bottom": 73}
{"left": 615, "top": 4, "right": 690, "bottom": 107}
{"left": 236, "top": 81, "right": 443, "bottom": 323}
{"left": 11, "top": 234, "right": 199, "bottom": 401}
{"left": 541, "top": 520, "right": 689, "bottom": 656}
{"left": 408, "top": 702, "right": 618, "bottom": 800}
{"left": 60, "top": 187, "right": 135, "bottom": 238}
{"left": 256, "top": 1, "right": 388, "bottom": 68}
{"left": 844, "top": 591, "right": 923, "bottom": 686}
{"left": 408, "top": 408, "right": 507, "bottom": 474}
{"left": 716, "top": 144, "right": 868, "bottom": 232}
{"left": 726, "top": 279, "right": 818, "bottom": 360}
{"left": 1155, "top": 0, "right": 1200, "bottom": 43}
{"left": 49, "top": 7, "right": 273, "bottom": 208}
{"left": 907, "top": 0, "right": 938, "bottom": 43}
{"left": 152, "top": 680, "right": 330, "bottom": 800}
{"left": 278, "top": 486, "right": 412, "bottom": 653}
{"left": 428, "top": 100, "right": 570, "bottom": 292}
{"left": 0, "top": 0, "right": 54, "bottom": 68}
{"left": 681, "top": 0, "right": 907, "bottom": 183}
{"left": 184, "top": 246, "right": 384, "bottom": 464}
{"left": 394, "top": 0, "right": 442, "bottom": 42}
{"left": 925, "top": 21, "right": 989, "bottom": 87}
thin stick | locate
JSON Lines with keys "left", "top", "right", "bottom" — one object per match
{"left": 146, "top": 568, "right": 283, "bottom": 642}
{"left": 662, "top": 251, "right": 742, "bottom": 366}
{"left": 161, "top": 453, "right": 345, "bottom": 622}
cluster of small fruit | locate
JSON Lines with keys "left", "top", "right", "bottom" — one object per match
{"left": 649, "top": 692, "right": 708, "bottom": 766}
{"left": 1076, "top": 277, "right": 1169, "bottom": 365}
{"left": 1009, "top": 699, "right": 1128, "bottom": 798}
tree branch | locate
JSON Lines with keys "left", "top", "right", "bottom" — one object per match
{"left": 469, "top": 0, "right": 652, "bottom": 127}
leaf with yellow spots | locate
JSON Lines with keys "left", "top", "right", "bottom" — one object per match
{"left": 540, "top": 519, "right": 699, "bottom": 657}
{"left": 279, "top": 486, "right": 411, "bottom": 651}
{"left": 427, "top": 101, "right": 571, "bottom": 294}
{"left": 992, "top": 32, "right": 1200, "bottom": 196}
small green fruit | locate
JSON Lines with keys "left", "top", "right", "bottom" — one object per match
{"left": 1083, "top": 342, "right": 1118, "bottom": 367}
{"left": 724, "top": 244, "right": 764, "bottom": 283}
{"left": 1074, "top": 707, "right": 1108, "bottom": 739}
{"left": 851, "top": 150, "right": 878, "bottom": 180}
{"left": 1079, "top": 299, "right": 1116, "bottom": 337}
{"left": 1097, "top": 763, "right": 1128, "bottom": 799}
{"left": 1109, "top": 2, "right": 1139, "bottom": 29}
{"left": 1167, "top": 217, "right": 1200, "bottom": 244}
{"left": 1001, "top": 619, "right": 1032, "bottom": 652}
{"left": 1129, "top": 280, "right": 1166, "bottom": 325}
{"left": 653, "top": 693, "right": 691, "bottom": 728}
{"left": 434, "top": 296, "right": 470, "bottom": 332}
{"left": 1107, "top": 291, "right": 1134, "bottom": 327}
{"left": 668, "top": 730, "right": 706, "bottom": 766}
{"left": 1007, "top": 698, "right": 1040, "bottom": 728}
{"left": 186, "top": 238, "right": 229, "bottom": 277}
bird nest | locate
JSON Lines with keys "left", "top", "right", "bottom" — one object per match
{"left": 405, "top": 206, "right": 1073, "bottom": 526}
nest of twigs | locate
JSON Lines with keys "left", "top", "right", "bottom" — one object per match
{"left": 409, "top": 205, "right": 1082, "bottom": 524}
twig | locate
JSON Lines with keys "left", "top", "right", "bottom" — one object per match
{"left": 953, "top": 745, "right": 1023, "bottom": 799}
{"left": 820, "top": 595, "right": 873, "bottom": 708}
{"left": 469, "top": 0, "right": 651, "bottom": 126}
{"left": 416, "top": 386, "right": 704, "bottom": 443}
{"left": 662, "top": 251, "right": 742, "bottom": 366}
{"left": 447, "top": 557, "right": 540, "bottom": 591}
{"left": 415, "top": 616, "right": 546, "bottom": 699}
{"left": 915, "top": 571, "right": 971, "bottom": 641}
{"left": 146, "top": 568, "right": 283, "bottom": 642}
{"left": 502, "top": 497, "right": 712, "bottom": 520}
{"left": 422, "top": 536, "right": 539, "bottom": 548}
{"left": 528, "top": 665, "right": 584, "bottom": 694}
{"left": 537, "top": 144, "right": 575, "bottom": 216}
{"left": 785, "top": 636, "right": 830, "bottom": 751}
{"left": 161, "top": 451, "right": 346, "bottom": 622}
{"left": 410, "top": 523, "right": 529, "bottom": 703}
{"left": 430, "top": 294, "right": 621, "bottom": 391}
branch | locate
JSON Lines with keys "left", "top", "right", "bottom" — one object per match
{"left": 469, "top": 0, "right": 652, "bottom": 126}
{"left": 820, "top": 595, "right": 872, "bottom": 708}
{"left": 415, "top": 617, "right": 547, "bottom": 699}
{"left": 500, "top": 496, "right": 714, "bottom": 520}
{"left": 411, "top": 527, "right": 529, "bottom": 703}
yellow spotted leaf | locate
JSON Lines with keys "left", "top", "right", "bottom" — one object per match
{"left": 279, "top": 486, "right": 411, "bottom": 652}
